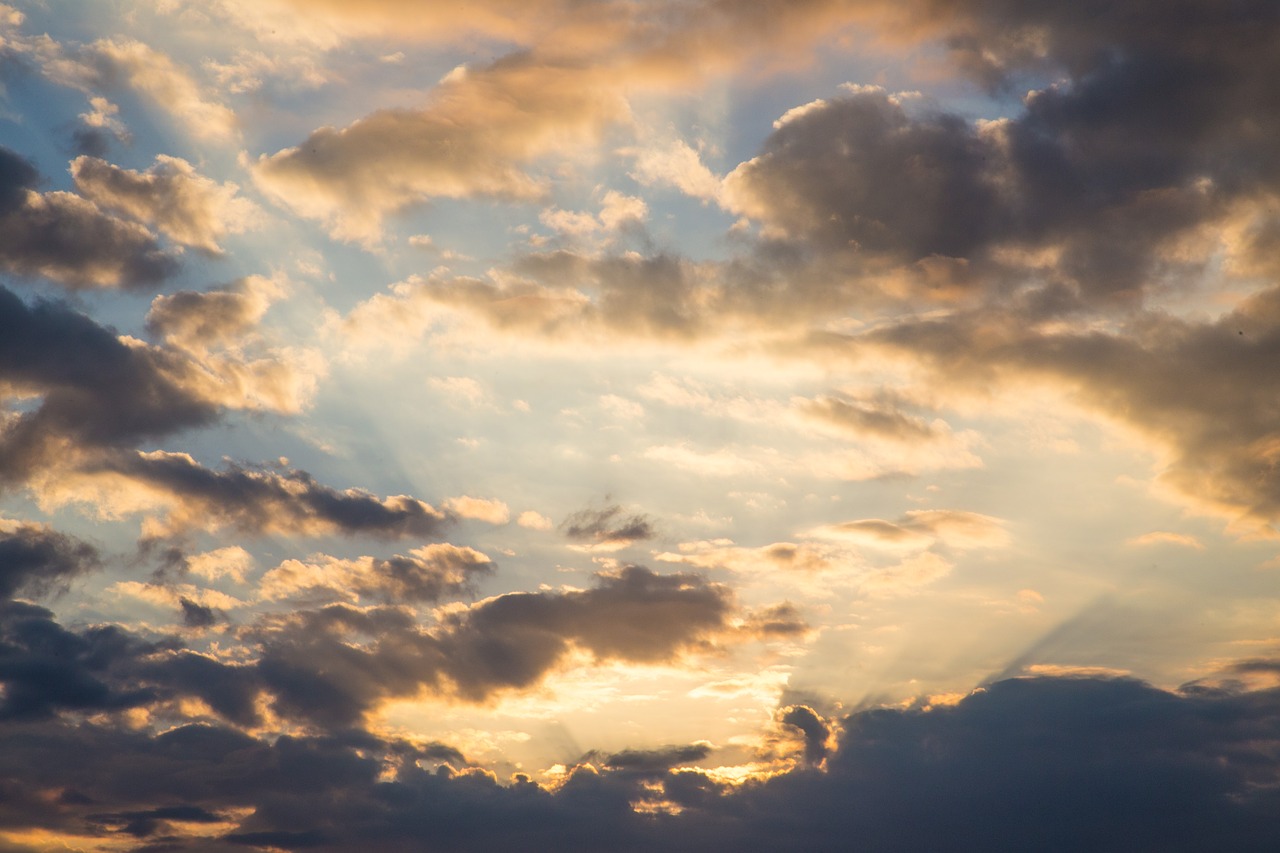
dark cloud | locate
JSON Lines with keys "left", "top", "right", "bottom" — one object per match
{"left": 561, "top": 504, "right": 656, "bottom": 548}
{"left": 69, "top": 126, "right": 112, "bottom": 158}
{"left": 779, "top": 705, "right": 830, "bottom": 765}
{"left": 0, "top": 523, "right": 99, "bottom": 600}
{"left": 101, "top": 451, "right": 450, "bottom": 539}
{"left": 0, "top": 674, "right": 1274, "bottom": 850}
{"left": 0, "top": 146, "right": 178, "bottom": 290}
{"left": 858, "top": 287, "right": 1280, "bottom": 528}
{"left": 87, "top": 804, "right": 225, "bottom": 839}
{"left": 600, "top": 743, "right": 712, "bottom": 776}
{"left": 717, "top": 1, "right": 1280, "bottom": 312}
{"left": 178, "top": 598, "right": 219, "bottom": 629}
{"left": 727, "top": 90, "right": 1001, "bottom": 263}
{"left": 0, "top": 599, "right": 162, "bottom": 721}
{"left": 0, "top": 286, "right": 219, "bottom": 484}
{"left": 256, "top": 566, "right": 736, "bottom": 725}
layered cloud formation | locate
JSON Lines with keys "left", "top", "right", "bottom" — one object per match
{"left": 1, "top": 0, "right": 1279, "bottom": 850}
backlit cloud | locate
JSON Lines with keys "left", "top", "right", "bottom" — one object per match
{"left": 2, "top": 1, "right": 1280, "bottom": 848}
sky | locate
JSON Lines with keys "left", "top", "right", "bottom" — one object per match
{"left": 1, "top": 0, "right": 1280, "bottom": 850}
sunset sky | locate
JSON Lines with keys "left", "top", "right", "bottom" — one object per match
{"left": 2, "top": 1, "right": 1280, "bottom": 850}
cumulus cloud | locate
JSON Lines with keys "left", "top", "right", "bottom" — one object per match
{"left": 443, "top": 496, "right": 511, "bottom": 524}
{"left": 259, "top": 544, "right": 494, "bottom": 604}
{"left": 71, "top": 154, "right": 260, "bottom": 253}
{"left": 0, "top": 671, "right": 1276, "bottom": 849}
{"left": 0, "top": 286, "right": 218, "bottom": 484}
{"left": 518, "top": 510, "right": 555, "bottom": 530}
{"left": 253, "top": 57, "right": 631, "bottom": 242}
{"left": 0, "top": 147, "right": 177, "bottom": 290}
{"left": 254, "top": 565, "right": 743, "bottom": 724}
{"left": 0, "top": 278, "right": 318, "bottom": 494}
{"left": 0, "top": 520, "right": 99, "bottom": 600}
{"left": 0, "top": 22, "right": 237, "bottom": 143}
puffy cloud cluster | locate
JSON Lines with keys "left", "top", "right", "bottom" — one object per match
{"left": 253, "top": 57, "right": 631, "bottom": 243}
{"left": 0, "top": 147, "right": 177, "bottom": 290}
{"left": 71, "top": 154, "right": 259, "bottom": 254}
{"left": 1, "top": 629, "right": 1278, "bottom": 851}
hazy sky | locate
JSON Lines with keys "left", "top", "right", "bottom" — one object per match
{"left": 2, "top": 1, "right": 1280, "bottom": 850}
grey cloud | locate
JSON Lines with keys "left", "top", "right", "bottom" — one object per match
{"left": 561, "top": 504, "right": 657, "bottom": 548}
{"left": 441, "top": 566, "right": 731, "bottom": 699}
{"left": 724, "top": 0, "right": 1280, "bottom": 311}
{"left": 599, "top": 743, "right": 712, "bottom": 776}
{"left": 0, "top": 673, "right": 1274, "bottom": 850}
{"left": 0, "top": 146, "right": 177, "bottom": 290}
{"left": 368, "top": 548, "right": 492, "bottom": 604}
{"left": 256, "top": 566, "right": 735, "bottom": 725}
{"left": 727, "top": 91, "right": 1001, "bottom": 263}
{"left": 0, "top": 523, "right": 99, "bottom": 600}
{"left": 0, "top": 599, "right": 163, "bottom": 721}
{"left": 779, "top": 705, "right": 830, "bottom": 765}
{"left": 101, "top": 452, "right": 450, "bottom": 540}
{"left": 514, "top": 251, "right": 710, "bottom": 338}
{"left": 861, "top": 289, "right": 1280, "bottom": 528}
{"left": 0, "top": 285, "right": 218, "bottom": 484}
{"left": 179, "top": 598, "right": 220, "bottom": 628}
{"left": 146, "top": 285, "right": 268, "bottom": 350}
{"left": 799, "top": 395, "right": 942, "bottom": 442}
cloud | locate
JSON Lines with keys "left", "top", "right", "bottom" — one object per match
{"left": 71, "top": 154, "right": 260, "bottom": 253}
{"left": 518, "top": 511, "right": 555, "bottom": 530}
{"left": 444, "top": 496, "right": 511, "bottom": 525}
{"left": 599, "top": 743, "right": 712, "bottom": 776}
{"left": 145, "top": 275, "right": 281, "bottom": 353}
{"left": 0, "top": 521, "right": 99, "bottom": 600}
{"left": 626, "top": 138, "right": 723, "bottom": 202}
{"left": 856, "top": 291, "right": 1280, "bottom": 532}
{"left": 718, "top": 0, "right": 1280, "bottom": 311}
{"left": 0, "top": 147, "right": 177, "bottom": 290}
{"left": 778, "top": 704, "right": 832, "bottom": 766}
{"left": 797, "top": 394, "right": 945, "bottom": 443}
{"left": 252, "top": 56, "right": 631, "bottom": 242}
{"left": 723, "top": 87, "right": 1002, "bottom": 268}
{"left": 0, "top": 672, "right": 1276, "bottom": 849}
{"left": 0, "top": 278, "right": 318, "bottom": 495}
{"left": 0, "top": 286, "right": 218, "bottom": 484}
{"left": 255, "top": 565, "right": 742, "bottom": 725}
{"left": 1127, "top": 531, "right": 1206, "bottom": 550}
{"left": 86, "top": 451, "right": 450, "bottom": 539}
{"left": 809, "top": 509, "right": 1009, "bottom": 550}
{"left": 561, "top": 504, "right": 657, "bottom": 551}
{"left": 0, "top": 599, "right": 165, "bottom": 721}
{"left": 258, "top": 544, "right": 495, "bottom": 605}
{"left": 0, "top": 23, "right": 237, "bottom": 143}
{"left": 657, "top": 541, "right": 846, "bottom": 575}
